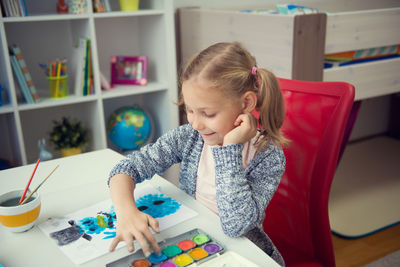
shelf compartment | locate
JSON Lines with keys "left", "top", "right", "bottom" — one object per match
{"left": 102, "top": 90, "right": 178, "bottom": 152}
{"left": 0, "top": 22, "right": 13, "bottom": 108}
{"left": 94, "top": 14, "right": 167, "bottom": 87}
{"left": 15, "top": 0, "right": 89, "bottom": 17}
{"left": 4, "top": 18, "right": 92, "bottom": 101}
{"left": 19, "top": 101, "right": 103, "bottom": 163}
{"left": 323, "top": 57, "right": 400, "bottom": 100}
{"left": 0, "top": 113, "right": 22, "bottom": 167}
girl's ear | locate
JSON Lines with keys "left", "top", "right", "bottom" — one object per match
{"left": 241, "top": 91, "right": 258, "bottom": 112}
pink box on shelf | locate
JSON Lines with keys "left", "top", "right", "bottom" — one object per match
{"left": 110, "top": 56, "right": 148, "bottom": 86}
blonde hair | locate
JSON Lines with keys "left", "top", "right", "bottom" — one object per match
{"left": 179, "top": 42, "right": 289, "bottom": 150}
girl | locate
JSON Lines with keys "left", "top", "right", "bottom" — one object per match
{"left": 108, "top": 42, "right": 288, "bottom": 266}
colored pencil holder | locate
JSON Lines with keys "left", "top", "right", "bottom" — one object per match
{"left": 48, "top": 75, "right": 68, "bottom": 98}
{"left": 0, "top": 189, "right": 41, "bottom": 232}
{"left": 119, "top": 0, "right": 139, "bottom": 11}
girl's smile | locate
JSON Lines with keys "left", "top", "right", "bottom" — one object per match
{"left": 200, "top": 132, "right": 216, "bottom": 138}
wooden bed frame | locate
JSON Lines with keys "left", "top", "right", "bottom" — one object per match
{"left": 177, "top": 3, "right": 400, "bottom": 100}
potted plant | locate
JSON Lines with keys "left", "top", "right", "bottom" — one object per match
{"left": 49, "top": 116, "right": 89, "bottom": 157}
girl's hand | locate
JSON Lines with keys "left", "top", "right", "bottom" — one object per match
{"left": 223, "top": 112, "right": 258, "bottom": 146}
{"left": 109, "top": 206, "right": 160, "bottom": 257}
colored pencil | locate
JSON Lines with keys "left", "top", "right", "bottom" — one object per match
{"left": 20, "top": 165, "right": 59, "bottom": 205}
{"left": 18, "top": 158, "right": 40, "bottom": 204}
{"left": 55, "top": 61, "right": 62, "bottom": 96}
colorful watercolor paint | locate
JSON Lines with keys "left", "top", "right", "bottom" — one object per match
{"left": 162, "top": 245, "right": 182, "bottom": 258}
{"left": 148, "top": 252, "right": 167, "bottom": 264}
{"left": 192, "top": 233, "right": 210, "bottom": 245}
{"left": 173, "top": 253, "right": 193, "bottom": 266}
{"left": 176, "top": 240, "right": 196, "bottom": 251}
{"left": 158, "top": 261, "right": 176, "bottom": 267}
{"left": 188, "top": 247, "right": 208, "bottom": 260}
{"left": 106, "top": 229, "right": 225, "bottom": 267}
{"left": 131, "top": 258, "right": 151, "bottom": 267}
{"left": 203, "top": 243, "right": 222, "bottom": 254}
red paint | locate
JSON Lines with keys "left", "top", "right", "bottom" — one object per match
{"left": 177, "top": 240, "right": 196, "bottom": 251}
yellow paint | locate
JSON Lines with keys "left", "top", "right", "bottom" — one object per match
{"left": 173, "top": 254, "right": 193, "bottom": 266}
{"left": 0, "top": 204, "right": 41, "bottom": 227}
{"left": 188, "top": 248, "right": 208, "bottom": 260}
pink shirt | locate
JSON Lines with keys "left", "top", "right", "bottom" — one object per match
{"left": 195, "top": 133, "right": 259, "bottom": 214}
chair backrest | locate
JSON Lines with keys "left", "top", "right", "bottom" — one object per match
{"left": 263, "top": 78, "right": 355, "bottom": 266}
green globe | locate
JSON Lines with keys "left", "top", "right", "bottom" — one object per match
{"left": 107, "top": 106, "right": 152, "bottom": 150}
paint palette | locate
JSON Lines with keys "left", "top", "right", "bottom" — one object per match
{"left": 106, "top": 229, "right": 225, "bottom": 267}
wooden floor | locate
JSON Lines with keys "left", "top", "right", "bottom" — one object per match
{"left": 332, "top": 223, "right": 400, "bottom": 266}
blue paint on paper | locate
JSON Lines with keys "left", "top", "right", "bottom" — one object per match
{"left": 103, "top": 231, "right": 117, "bottom": 239}
{"left": 136, "top": 194, "right": 181, "bottom": 218}
{"left": 78, "top": 206, "right": 116, "bottom": 236}
{"left": 52, "top": 193, "right": 181, "bottom": 245}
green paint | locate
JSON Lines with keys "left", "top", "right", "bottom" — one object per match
{"left": 96, "top": 215, "right": 107, "bottom": 228}
{"left": 192, "top": 233, "right": 210, "bottom": 245}
{"left": 162, "top": 245, "right": 182, "bottom": 257}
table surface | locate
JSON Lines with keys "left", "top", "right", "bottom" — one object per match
{"left": 0, "top": 149, "right": 278, "bottom": 267}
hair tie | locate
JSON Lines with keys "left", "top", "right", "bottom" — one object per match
{"left": 251, "top": 66, "right": 258, "bottom": 75}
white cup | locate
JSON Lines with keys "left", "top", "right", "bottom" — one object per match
{"left": 0, "top": 190, "right": 41, "bottom": 232}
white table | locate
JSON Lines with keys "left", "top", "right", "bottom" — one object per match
{"left": 0, "top": 149, "right": 278, "bottom": 266}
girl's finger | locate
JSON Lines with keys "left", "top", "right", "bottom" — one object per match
{"left": 143, "top": 230, "right": 161, "bottom": 254}
{"left": 124, "top": 234, "right": 135, "bottom": 252}
{"left": 148, "top": 216, "right": 160, "bottom": 233}
{"left": 134, "top": 232, "right": 151, "bottom": 257}
{"left": 234, "top": 114, "right": 245, "bottom": 126}
{"left": 109, "top": 236, "right": 120, "bottom": 252}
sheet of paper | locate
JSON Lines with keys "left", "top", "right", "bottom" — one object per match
{"left": 38, "top": 184, "right": 198, "bottom": 265}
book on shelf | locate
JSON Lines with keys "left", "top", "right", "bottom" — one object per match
{"left": 0, "top": 83, "right": 4, "bottom": 106}
{"left": 73, "top": 38, "right": 86, "bottom": 96}
{"left": 0, "top": 0, "right": 27, "bottom": 17}
{"left": 99, "top": 71, "right": 111, "bottom": 90}
{"left": 9, "top": 54, "right": 34, "bottom": 104}
{"left": 73, "top": 37, "right": 94, "bottom": 96}
{"left": 0, "top": 0, "right": 8, "bottom": 17}
{"left": 9, "top": 44, "right": 39, "bottom": 102}
{"left": 85, "top": 38, "right": 94, "bottom": 95}
{"left": 92, "top": 0, "right": 111, "bottom": 13}
{"left": 83, "top": 38, "right": 89, "bottom": 95}
{"left": 93, "top": 0, "right": 105, "bottom": 13}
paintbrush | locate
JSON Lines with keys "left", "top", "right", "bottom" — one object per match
{"left": 19, "top": 158, "right": 40, "bottom": 204}
{"left": 20, "top": 165, "right": 59, "bottom": 205}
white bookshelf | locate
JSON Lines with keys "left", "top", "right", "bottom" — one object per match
{"left": 0, "top": 0, "right": 179, "bottom": 166}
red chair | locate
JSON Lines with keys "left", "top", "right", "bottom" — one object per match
{"left": 263, "top": 78, "right": 355, "bottom": 267}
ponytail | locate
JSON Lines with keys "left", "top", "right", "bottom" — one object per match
{"left": 255, "top": 68, "right": 289, "bottom": 149}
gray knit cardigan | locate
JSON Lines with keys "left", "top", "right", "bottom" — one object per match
{"left": 108, "top": 124, "right": 285, "bottom": 266}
